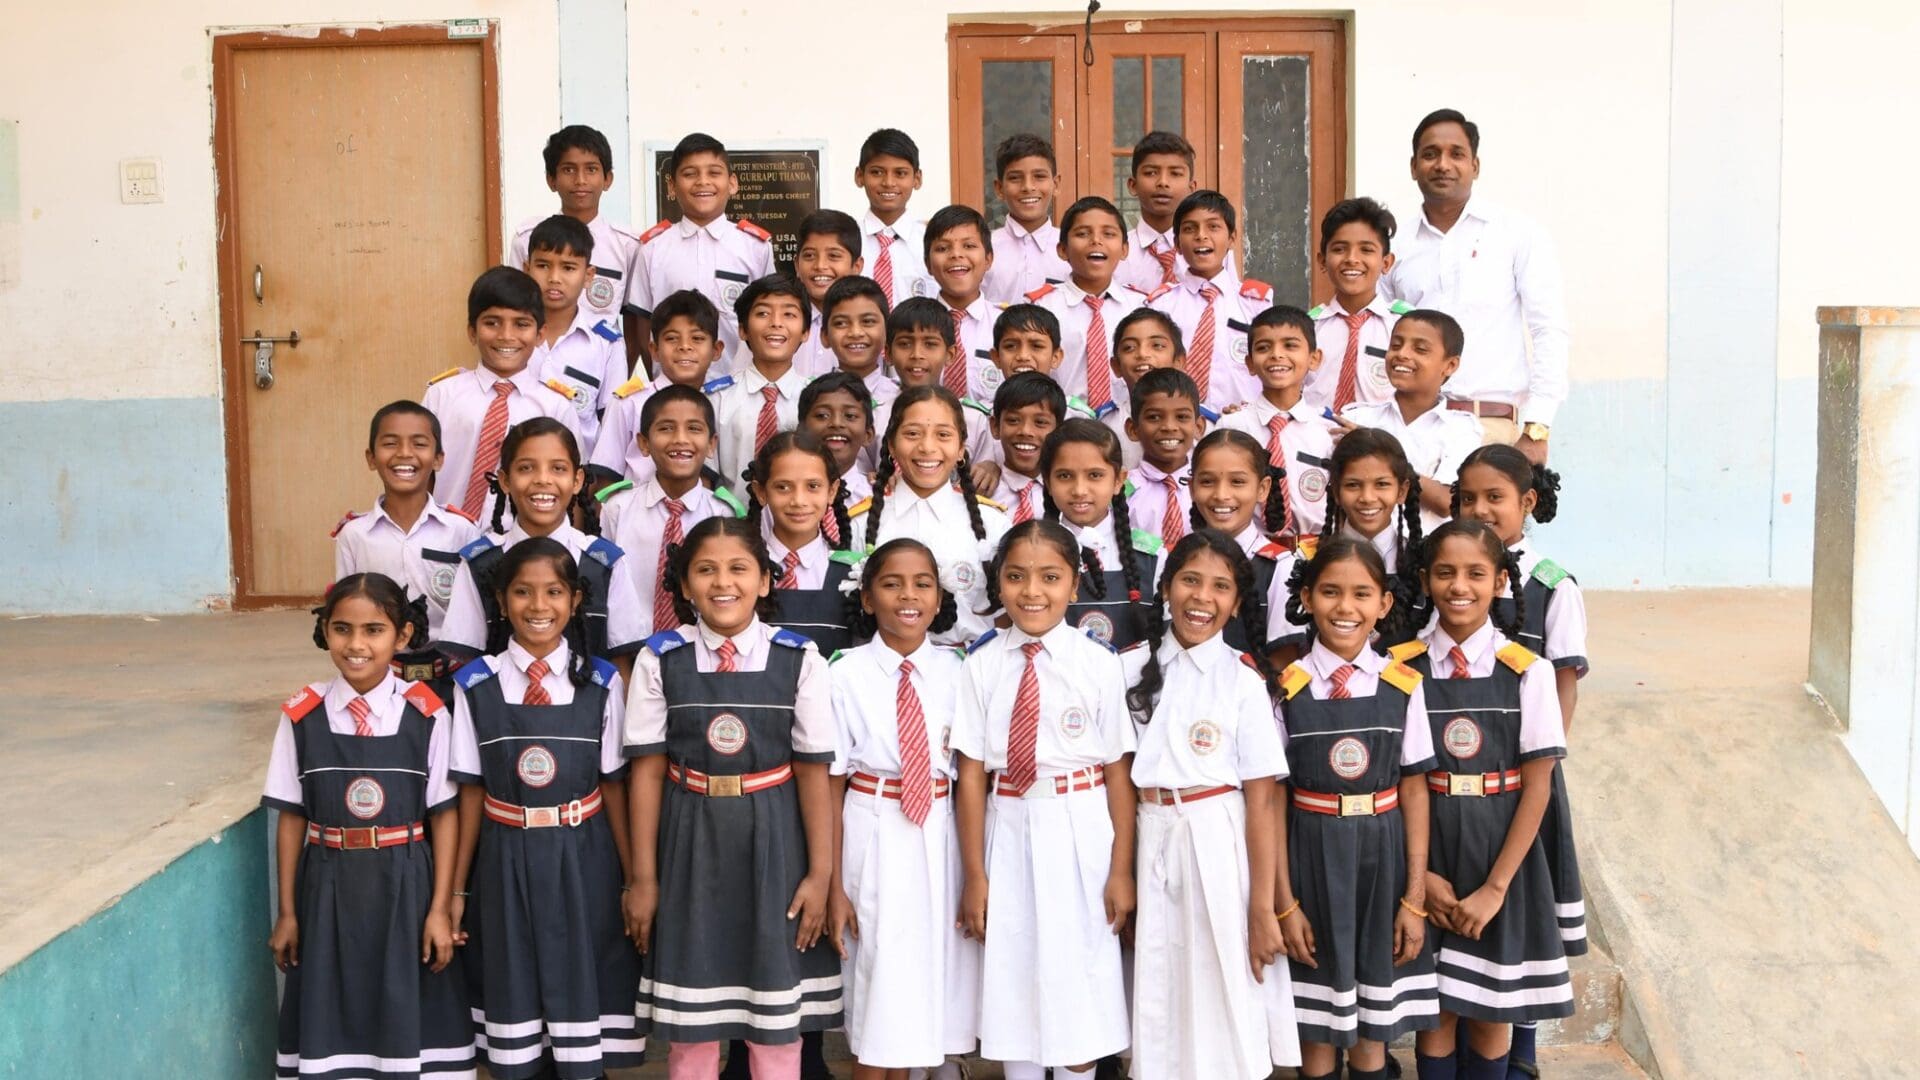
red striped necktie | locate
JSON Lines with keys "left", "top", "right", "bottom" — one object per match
{"left": 895, "top": 660, "right": 934, "bottom": 826}
{"left": 1004, "top": 642, "right": 1044, "bottom": 793}
{"left": 1449, "top": 646, "right": 1472, "bottom": 679}
{"left": 461, "top": 380, "right": 514, "bottom": 519}
{"left": 1334, "top": 309, "right": 1369, "bottom": 412}
{"left": 523, "top": 659, "right": 553, "bottom": 706}
{"left": 347, "top": 696, "right": 373, "bottom": 737}
{"left": 1329, "top": 664, "right": 1356, "bottom": 699}
{"left": 1187, "top": 284, "right": 1220, "bottom": 402}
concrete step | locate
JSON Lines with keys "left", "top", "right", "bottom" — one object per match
{"left": 1540, "top": 942, "right": 1626, "bottom": 1048}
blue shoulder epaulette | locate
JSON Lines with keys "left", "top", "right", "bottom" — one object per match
{"left": 703, "top": 375, "right": 736, "bottom": 394}
{"left": 459, "top": 535, "right": 497, "bottom": 562}
{"left": 645, "top": 630, "right": 689, "bottom": 656}
{"left": 1094, "top": 401, "right": 1119, "bottom": 419}
{"left": 770, "top": 627, "right": 812, "bottom": 650}
{"left": 1198, "top": 404, "right": 1221, "bottom": 423}
{"left": 454, "top": 657, "right": 496, "bottom": 691}
{"left": 966, "top": 628, "right": 999, "bottom": 655}
{"left": 1082, "top": 625, "right": 1119, "bottom": 652}
{"left": 591, "top": 319, "right": 622, "bottom": 342}
{"left": 584, "top": 536, "right": 624, "bottom": 568}
{"left": 588, "top": 656, "right": 618, "bottom": 687}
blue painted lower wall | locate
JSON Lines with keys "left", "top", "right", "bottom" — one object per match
{"left": 0, "top": 812, "right": 274, "bottom": 1077}
{"left": 0, "top": 396, "right": 231, "bottom": 613}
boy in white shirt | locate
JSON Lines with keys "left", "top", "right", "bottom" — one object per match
{"left": 855, "top": 128, "right": 928, "bottom": 310}
{"left": 981, "top": 133, "right": 1069, "bottom": 303}
{"left": 1337, "top": 308, "right": 1482, "bottom": 532}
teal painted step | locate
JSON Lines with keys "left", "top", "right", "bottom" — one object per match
{"left": 0, "top": 811, "right": 275, "bottom": 1077}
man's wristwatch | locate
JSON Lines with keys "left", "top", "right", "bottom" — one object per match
{"left": 1522, "top": 422, "right": 1551, "bottom": 442}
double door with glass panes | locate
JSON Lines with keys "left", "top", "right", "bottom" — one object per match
{"left": 950, "top": 18, "right": 1346, "bottom": 309}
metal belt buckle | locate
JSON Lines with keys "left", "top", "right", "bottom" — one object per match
{"left": 340, "top": 827, "right": 379, "bottom": 850}
{"left": 565, "top": 799, "right": 585, "bottom": 826}
{"left": 523, "top": 806, "right": 561, "bottom": 828}
{"left": 1449, "top": 773, "right": 1486, "bottom": 797}
{"left": 402, "top": 661, "right": 436, "bottom": 682}
{"left": 707, "top": 774, "right": 744, "bottom": 798}
{"left": 1339, "top": 792, "right": 1376, "bottom": 817}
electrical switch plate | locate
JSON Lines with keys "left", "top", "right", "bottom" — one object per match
{"left": 120, "top": 158, "right": 162, "bottom": 204}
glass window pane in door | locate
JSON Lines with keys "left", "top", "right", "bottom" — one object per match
{"left": 1112, "top": 56, "right": 1145, "bottom": 147}
{"left": 981, "top": 60, "right": 1056, "bottom": 228}
{"left": 1113, "top": 157, "right": 1139, "bottom": 221}
{"left": 1239, "top": 54, "right": 1313, "bottom": 307}
{"left": 1150, "top": 57, "right": 1184, "bottom": 133}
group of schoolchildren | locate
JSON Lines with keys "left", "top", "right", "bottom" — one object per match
{"left": 265, "top": 118, "right": 1591, "bottom": 1080}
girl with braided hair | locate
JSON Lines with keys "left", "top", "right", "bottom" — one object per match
{"left": 746, "top": 430, "right": 859, "bottom": 656}
{"left": 1039, "top": 418, "right": 1165, "bottom": 677}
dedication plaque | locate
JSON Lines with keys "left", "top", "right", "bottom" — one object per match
{"left": 649, "top": 144, "right": 824, "bottom": 272}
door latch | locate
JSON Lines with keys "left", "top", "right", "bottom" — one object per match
{"left": 240, "top": 329, "right": 300, "bottom": 389}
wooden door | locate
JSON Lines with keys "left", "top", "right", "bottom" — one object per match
{"left": 215, "top": 27, "right": 501, "bottom": 606}
{"left": 949, "top": 32, "right": 1078, "bottom": 226}
{"left": 1080, "top": 32, "right": 1209, "bottom": 216}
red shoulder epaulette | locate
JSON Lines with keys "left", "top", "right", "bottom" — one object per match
{"left": 1123, "top": 283, "right": 1152, "bottom": 297}
{"left": 1239, "top": 652, "right": 1262, "bottom": 675}
{"left": 1255, "top": 539, "right": 1288, "bottom": 560}
{"left": 1240, "top": 279, "right": 1273, "bottom": 302}
{"left": 442, "top": 502, "right": 477, "bottom": 523}
{"left": 1025, "top": 283, "right": 1057, "bottom": 302}
{"left": 639, "top": 218, "right": 673, "bottom": 244}
{"left": 737, "top": 218, "right": 772, "bottom": 242}
{"left": 402, "top": 681, "right": 445, "bottom": 717}
{"left": 1144, "top": 282, "right": 1175, "bottom": 304}
{"left": 282, "top": 685, "right": 324, "bottom": 723}
{"left": 329, "top": 510, "right": 361, "bottom": 538}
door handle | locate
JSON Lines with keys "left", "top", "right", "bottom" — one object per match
{"left": 240, "top": 329, "right": 300, "bottom": 389}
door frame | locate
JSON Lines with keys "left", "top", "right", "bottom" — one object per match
{"left": 211, "top": 24, "right": 503, "bottom": 608}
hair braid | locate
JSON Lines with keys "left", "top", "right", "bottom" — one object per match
{"left": 1126, "top": 560, "right": 1171, "bottom": 721}
{"left": 1263, "top": 461, "right": 1293, "bottom": 537}
{"left": 563, "top": 578, "right": 595, "bottom": 687}
{"left": 1498, "top": 545, "right": 1527, "bottom": 642}
{"left": 828, "top": 481, "right": 853, "bottom": 551}
{"left": 1110, "top": 492, "right": 1143, "bottom": 603}
{"left": 572, "top": 485, "right": 602, "bottom": 536}
{"left": 954, "top": 453, "right": 990, "bottom": 541}
{"left": 489, "top": 472, "right": 511, "bottom": 534}
{"left": 864, "top": 455, "right": 896, "bottom": 549}
{"left": 1079, "top": 546, "right": 1108, "bottom": 600}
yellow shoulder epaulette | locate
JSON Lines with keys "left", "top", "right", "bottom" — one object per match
{"left": 1280, "top": 663, "right": 1311, "bottom": 700}
{"left": 1295, "top": 534, "right": 1319, "bottom": 560}
{"left": 847, "top": 497, "right": 873, "bottom": 517}
{"left": 1496, "top": 642, "right": 1539, "bottom": 675}
{"left": 975, "top": 494, "right": 1005, "bottom": 512}
{"left": 426, "top": 366, "right": 462, "bottom": 386}
{"left": 1379, "top": 661, "right": 1422, "bottom": 694}
{"left": 1388, "top": 640, "right": 1427, "bottom": 662}
{"left": 612, "top": 375, "right": 648, "bottom": 399}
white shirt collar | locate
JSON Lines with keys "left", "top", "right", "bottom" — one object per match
{"left": 676, "top": 215, "right": 732, "bottom": 240}
{"left": 324, "top": 671, "right": 399, "bottom": 716}
{"left": 507, "top": 636, "right": 570, "bottom": 675}
{"left": 1132, "top": 219, "right": 1172, "bottom": 249}
{"left": 1005, "top": 618, "right": 1081, "bottom": 655}
{"left": 1305, "top": 639, "right": 1387, "bottom": 678}
{"left": 873, "top": 636, "right": 940, "bottom": 677}
{"left": 502, "top": 520, "right": 583, "bottom": 548}
{"left": 697, "top": 616, "right": 762, "bottom": 653}
{"left": 741, "top": 362, "right": 805, "bottom": 396}
{"left": 1423, "top": 618, "right": 1497, "bottom": 665}
{"left": 861, "top": 209, "right": 909, "bottom": 239}
{"left": 768, "top": 529, "right": 829, "bottom": 569}
{"left": 1158, "top": 628, "right": 1233, "bottom": 674}
{"left": 1233, "top": 521, "right": 1265, "bottom": 555}
{"left": 1059, "top": 277, "right": 1119, "bottom": 306}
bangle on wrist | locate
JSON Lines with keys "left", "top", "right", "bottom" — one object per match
{"left": 1399, "top": 896, "right": 1428, "bottom": 919}
{"left": 1275, "top": 899, "right": 1301, "bottom": 922}
{"left": 453, "top": 890, "right": 470, "bottom": 898}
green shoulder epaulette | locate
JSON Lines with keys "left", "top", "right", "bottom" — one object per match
{"left": 1531, "top": 558, "right": 1568, "bottom": 588}
{"left": 594, "top": 479, "right": 634, "bottom": 503}
{"left": 1307, "top": 304, "right": 1328, "bottom": 319}
{"left": 827, "top": 649, "right": 847, "bottom": 664}
{"left": 1122, "top": 478, "right": 1137, "bottom": 499}
{"left": 828, "top": 547, "right": 867, "bottom": 566}
{"left": 1066, "top": 395, "right": 1096, "bottom": 418}
{"left": 1129, "top": 528, "right": 1163, "bottom": 555}
{"left": 714, "top": 486, "right": 747, "bottom": 518}
{"left": 1388, "top": 300, "right": 1414, "bottom": 315}
{"left": 961, "top": 396, "right": 991, "bottom": 416}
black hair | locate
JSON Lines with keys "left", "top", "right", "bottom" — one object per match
{"left": 668, "top": 132, "right": 729, "bottom": 173}
{"left": 1412, "top": 108, "right": 1480, "bottom": 156}
{"left": 527, "top": 214, "right": 594, "bottom": 261}
{"left": 1039, "top": 419, "right": 1143, "bottom": 606}
{"left": 542, "top": 124, "right": 613, "bottom": 176}
{"left": 652, "top": 289, "right": 722, "bottom": 343}
{"left": 1129, "top": 366, "right": 1202, "bottom": 422}
{"left": 639, "top": 382, "right": 718, "bottom": 440}
{"left": 1174, "top": 189, "right": 1237, "bottom": 236}
{"left": 822, "top": 275, "right": 890, "bottom": 323}
{"left": 992, "top": 303, "right": 1061, "bottom": 350}
{"left": 1186, "top": 428, "right": 1269, "bottom": 536}
{"left": 923, "top": 204, "right": 991, "bottom": 263}
{"left": 992, "top": 370, "right": 1067, "bottom": 421}
{"left": 887, "top": 297, "right": 954, "bottom": 348}
{"left": 848, "top": 538, "right": 960, "bottom": 640}
{"left": 312, "top": 572, "right": 424, "bottom": 651}
{"left": 994, "top": 133, "right": 1058, "bottom": 176}
{"left": 1416, "top": 519, "right": 1524, "bottom": 641}
{"left": 1397, "top": 307, "right": 1465, "bottom": 359}
{"left": 1283, "top": 534, "right": 1414, "bottom": 649}
{"left": 1450, "top": 443, "right": 1561, "bottom": 525}
{"left": 367, "top": 400, "right": 441, "bottom": 454}
{"left": 859, "top": 128, "right": 921, "bottom": 171}
{"left": 1059, "top": 195, "right": 1127, "bottom": 242}
{"left": 491, "top": 537, "right": 596, "bottom": 687}
{"left": 795, "top": 209, "right": 862, "bottom": 261}
{"left": 799, "top": 371, "right": 876, "bottom": 432}
{"left": 1130, "top": 130, "right": 1197, "bottom": 174}
{"left": 1318, "top": 196, "right": 1397, "bottom": 256}
{"left": 1113, "top": 307, "right": 1186, "bottom": 364}
{"left": 1127, "top": 530, "right": 1276, "bottom": 719}
{"left": 487, "top": 417, "right": 598, "bottom": 537}
{"left": 1319, "top": 427, "right": 1426, "bottom": 637}
{"left": 981, "top": 519, "right": 1099, "bottom": 619}
{"left": 733, "top": 273, "right": 813, "bottom": 336}
{"left": 744, "top": 430, "right": 851, "bottom": 552}
{"left": 467, "top": 266, "right": 544, "bottom": 328}
{"left": 865, "top": 385, "right": 987, "bottom": 549}
{"left": 665, "top": 516, "right": 781, "bottom": 628}
{"left": 1250, "top": 304, "right": 1317, "bottom": 351}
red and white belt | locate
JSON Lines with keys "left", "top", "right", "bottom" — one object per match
{"left": 849, "top": 771, "right": 951, "bottom": 800}
{"left": 1427, "top": 769, "right": 1523, "bottom": 797}
{"left": 996, "top": 765, "right": 1106, "bottom": 799}
{"left": 307, "top": 821, "right": 425, "bottom": 850}
{"left": 1292, "top": 786, "right": 1400, "bottom": 817}
{"left": 1138, "top": 784, "right": 1237, "bottom": 806}
{"left": 668, "top": 762, "right": 793, "bottom": 798}
{"left": 484, "top": 789, "right": 604, "bottom": 828}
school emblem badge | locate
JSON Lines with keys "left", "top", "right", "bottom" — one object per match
{"left": 910, "top": 277, "right": 935, "bottom": 299}
{"left": 1077, "top": 610, "right": 1116, "bottom": 644}
{"left": 951, "top": 561, "right": 976, "bottom": 591}
{"left": 1442, "top": 717, "right": 1482, "bottom": 760}
{"left": 1328, "top": 736, "right": 1370, "bottom": 780}
{"left": 344, "top": 777, "right": 386, "bottom": 820}
{"left": 1231, "top": 334, "right": 1250, "bottom": 360}
{"left": 941, "top": 725, "right": 952, "bottom": 756}
{"left": 1298, "top": 468, "right": 1327, "bottom": 503}
{"left": 1058, "top": 705, "right": 1090, "bottom": 739}
{"left": 978, "top": 362, "right": 1004, "bottom": 395}
{"left": 721, "top": 281, "right": 745, "bottom": 308}
{"left": 707, "top": 713, "right": 749, "bottom": 755}
{"left": 517, "top": 745, "right": 558, "bottom": 788}
{"left": 1367, "top": 356, "right": 1390, "bottom": 393}
{"left": 587, "top": 275, "right": 617, "bottom": 311}
{"left": 430, "top": 563, "right": 458, "bottom": 603}
{"left": 1188, "top": 719, "right": 1222, "bottom": 756}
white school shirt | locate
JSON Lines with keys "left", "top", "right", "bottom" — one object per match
{"left": 1382, "top": 196, "right": 1570, "bottom": 426}
{"left": 1147, "top": 269, "right": 1266, "bottom": 412}
{"left": 1341, "top": 520, "right": 1405, "bottom": 578}
{"left": 1416, "top": 622, "right": 1565, "bottom": 759}
{"left": 1288, "top": 641, "right": 1436, "bottom": 768}
{"left": 1112, "top": 220, "right": 1237, "bottom": 295}
{"left": 942, "top": 294, "right": 1000, "bottom": 402}
{"left": 991, "top": 469, "right": 1043, "bottom": 525}
{"left": 332, "top": 497, "right": 482, "bottom": 639}
{"left": 510, "top": 213, "right": 641, "bottom": 322}
{"left": 261, "top": 672, "right": 457, "bottom": 812}
{"left": 437, "top": 521, "right": 647, "bottom": 656}
{"left": 588, "top": 372, "right": 673, "bottom": 480}
{"left": 422, "top": 366, "right": 583, "bottom": 514}
{"left": 1226, "top": 522, "right": 1304, "bottom": 650}
{"left": 981, "top": 219, "right": 1069, "bottom": 304}
{"left": 829, "top": 638, "right": 964, "bottom": 779}
{"left": 1339, "top": 398, "right": 1482, "bottom": 533}
{"left": 447, "top": 639, "right": 628, "bottom": 782}
{"left": 1126, "top": 460, "right": 1191, "bottom": 545}
{"left": 850, "top": 482, "right": 1013, "bottom": 647}
{"left": 709, "top": 364, "right": 807, "bottom": 501}
{"left": 628, "top": 215, "right": 775, "bottom": 363}
{"left": 839, "top": 468, "right": 873, "bottom": 505}
{"left": 860, "top": 210, "right": 929, "bottom": 307}
{"left": 600, "top": 479, "right": 728, "bottom": 638}
{"left": 767, "top": 527, "right": 832, "bottom": 591}
{"left": 1100, "top": 389, "right": 1144, "bottom": 472}
{"left": 1217, "top": 397, "right": 1336, "bottom": 538}
{"left": 1031, "top": 280, "right": 1145, "bottom": 403}
{"left": 951, "top": 620, "right": 1136, "bottom": 773}
{"left": 792, "top": 313, "right": 838, "bottom": 379}
{"left": 1130, "top": 632, "right": 1288, "bottom": 790}
{"left": 1302, "top": 296, "right": 1401, "bottom": 412}
{"left": 533, "top": 306, "right": 626, "bottom": 457}
{"left": 858, "top": 368, "right": 902, "bottom": 411}
{"left": 622, "top": 617, "right": 836, "bottom": 759}
{"left": 1064, "top": 513, "right": 1167, "bottom": 602}
{"left": 1511, "top": 538, "right": 1590, "bottom": 675}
